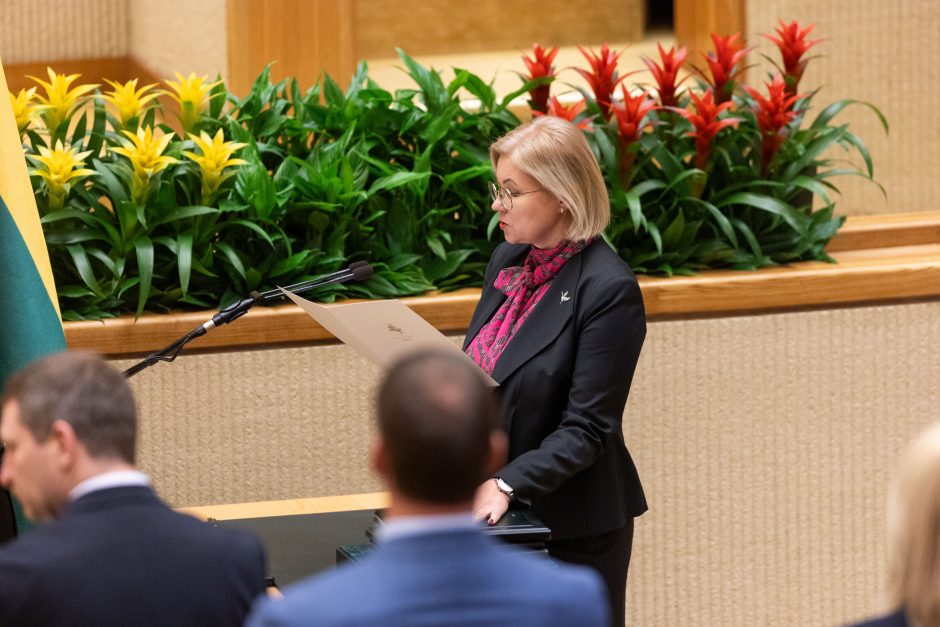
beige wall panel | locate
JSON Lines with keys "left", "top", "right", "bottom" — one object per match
{"left": 354, "top": 0, "right": 645, "bottom": 59}
{"left": 0, "top": 0, "right": 128, "bottom": 63}
{"left": 745, "top": 0, "right": 940, "bottom": 217}
{"left": 128, "top": 0, "right": 227, "bottom": 80}
{"left": 114, "top": 341, "right": 388, "bottom": 507}
{"left": 626, "top": 301, "right": 940, "bottom": 625}
{"left": 113, "top": 299, "right": 940, "bottom": 625}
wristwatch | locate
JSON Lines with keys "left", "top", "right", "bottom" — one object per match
{"left": 494, "top": 477, "right": 515, "bottom": 501}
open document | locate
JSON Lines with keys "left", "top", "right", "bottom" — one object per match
{"left": 282, "top": 289, "right": 497, "bottom": 386}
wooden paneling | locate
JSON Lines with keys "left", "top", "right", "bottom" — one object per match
{"left": 180, "top": 492, "right": 389, "bottom": 520}
{"left": 226, "top": 0, "right": 356, "bottom": 95}
{"left": 826, "top": 211, "right": 940, "bottom": 252}
{"left": 354, "top": 0, "right": 645, "bottom": 59}
{"left": 674, "top": 0, "right": 746, "bottom": 60}
{"left": 3, "top": 58, "right": 138, "bottom": 94}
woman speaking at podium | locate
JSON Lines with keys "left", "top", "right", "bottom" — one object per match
{"left": 467, "top": 115, "right": 647, "bottom": 626}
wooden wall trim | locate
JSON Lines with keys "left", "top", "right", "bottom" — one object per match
{"left": 674, "top": 0, "right": 746, "bottom": 60}
{"left": 180, "top": 492, "right": 390, "bottom": 520}
{"left": 64, "top": 214, "right": 940, "bottom": 357}
{"left": 225, "top": 0, "right": 356, "bottom": 96}
{"left": 3, "top": 57, "right": 136, "bottom": 94}
{"left": 825, "top": 212, "right": 940, "bottom": 252}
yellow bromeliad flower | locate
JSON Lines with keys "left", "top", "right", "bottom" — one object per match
{"left": 9, "top": 87, "right": 47, "bottom": 136}
{"left": 110, "top": 126, "right": 178, "bottom": 203}
{"left": 165, "top": 72, "right": 220, "bottom": 133}
{"left": 28, "top": 67, "right": 98, "bottom": 132}
{"left": 182, "top": 129, "right": 247, "bottom": 200}
{"left": 103, "top": 79, "right": 162, "bottom": 127}
{"left": 27, "top": 140, "right": 96, "bottom": 210}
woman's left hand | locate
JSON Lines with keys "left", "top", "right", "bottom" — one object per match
{"left": 473, "top": 479, "right": 510, "bottom": 525}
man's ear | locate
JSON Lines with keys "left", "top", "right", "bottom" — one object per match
{"left": 370, "top": 436, "right": 389, "bottom": 482}
{"left": 47, "top": 420, "right": 80, "bottom": 470}
{"left": 484, "top": 430, "right": 508, "bottom": 477}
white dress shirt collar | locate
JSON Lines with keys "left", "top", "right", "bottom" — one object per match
{"left": 374, "top": 512, "right": 477, "bottom": 543}
{"left": 69, "top": 470, "right": 151, "bottom": 502}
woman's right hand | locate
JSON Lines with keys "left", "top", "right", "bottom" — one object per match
{"left": 473, "top": 479, "right": 510, "bottom": 526}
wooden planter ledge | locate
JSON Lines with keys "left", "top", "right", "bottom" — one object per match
{"left": 66, "top": 212, "right": 940, "bottom": 358}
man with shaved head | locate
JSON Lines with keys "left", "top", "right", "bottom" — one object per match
{"left": 247, "top": 348, "right": 610, "bottom": 626}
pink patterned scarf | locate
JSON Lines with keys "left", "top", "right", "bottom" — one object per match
{"left": 466, "top": 239, "right": 588, "bottom": 375}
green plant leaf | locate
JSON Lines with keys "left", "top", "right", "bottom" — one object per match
{"left": 426, "top": 235, "right": 446, "bottom": 260}
{"left": 686, "top": 198, "right": 738, "bottom": 247}
{"left": 396, "top": 48, "right": 447, "bottom": 113}
{"left": 442, "top": 163, "right": 492, "bottom": 188}
{"left": 215, "top": 241, "right": 246, "bottom": 281}
{"left": 66, "top": 244, "right": 106, "bottom": 299}
{"left": 661, "top": 210, "right": 686, "bottom": 250}
{"left": 215, "top": 219, "right": 276, "bottom": 247}
{"left": 151, "top": 205, "right": 219, "bottom": 228}
{"left": 177, "top": 232, "right": 193, "bottom": 295}
{"left": 452, "top": 67, "right": 496, "bottom": 110}
{"left": 368, "top": 171, "right": 431, "bottom": 196}
{"left": 811, "top": 98, "right": 889, "bottom": 134}
{"left": 716, "top": 192, "right": 808, "bottom": 236}
{"left": 92, "top": 158, "right": 128, "bottom": 203}
{"left": 134, "top": 235, "right": 154, "bottom": 317}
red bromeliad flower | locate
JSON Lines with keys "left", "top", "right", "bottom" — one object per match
{"left": 702, "top": 32, "right": 750, "bottom": 103}
{"left": 642, "top": 44, "right": 688, "bottom": 107}
{"left": 612, "top": 86, "right": 656, "bottom": 149}
{"left": 611, "top": 86, "right": 657, "bottom": 184}
{"left": 533, "top": 95, "right": 592, "bottom": 130}
{"left": 762, "top": 20, "right": 821, "bottom": 98}
{"left": 576, "top": 43, "right": 629, "bottom": 119}
{"left": 744, "top": 74, "right": 802, "bottom": 175}
{"left": 672, "top": 90, "right": 740, "bottom": 170}
{"left": 522, "top": 43, "right": 560, "bottom": 114}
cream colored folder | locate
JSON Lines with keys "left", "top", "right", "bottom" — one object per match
{"left": 282, "top": 289, "right": 497, "bottom": 386}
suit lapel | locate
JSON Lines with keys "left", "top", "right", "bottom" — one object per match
{"left": 491, "top": 250, "right": 583, "bottom": 383}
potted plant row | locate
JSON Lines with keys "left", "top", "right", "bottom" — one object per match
{"left": 11, "top": 19, "right": 885, "bottom": 324}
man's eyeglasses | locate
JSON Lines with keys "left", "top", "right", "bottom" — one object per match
{"left": 488, "top": 181, "right": 542, "bottom": 212}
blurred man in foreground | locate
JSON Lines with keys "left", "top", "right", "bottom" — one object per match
{"left": 247, "top": 348, "right": 609, "bottom": 627}
{"left": 0, "top": 351, "right": 267, "bottom": 626}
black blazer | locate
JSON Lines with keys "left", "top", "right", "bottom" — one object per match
{"left": 0, "top": 485, "right": 266, "bottom": 627}
{"left": 849, "top": 609, "right": 909, "bottom": 627}
{"left": 464, "top": 239, "right": 647, "bottom": 540}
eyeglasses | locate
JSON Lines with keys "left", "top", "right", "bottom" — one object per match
{"left": 488, "top": 181, "right": 542, "bottom": 212}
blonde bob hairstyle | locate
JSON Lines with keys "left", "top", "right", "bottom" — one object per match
{"left": 885, "top": 421, "right": 940, "bottom": 624}
{"left": 490, "top": 115, "right": 610, "bottom": 241}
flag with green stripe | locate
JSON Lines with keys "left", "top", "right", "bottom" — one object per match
{"left": 0, "top": 57, "right": 67, "bottom": 538}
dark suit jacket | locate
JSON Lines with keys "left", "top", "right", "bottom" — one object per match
{"left": 849, "top": 608, "right": 909, "bottom": 627}
{"left": 0, "top": 485, "right": 266, "bottom": 627}
{"left": 464, "top": 239, "right": 647, "bottom": 539}
{"left": 246, "top": 527, "right": 610, "bottom": 627}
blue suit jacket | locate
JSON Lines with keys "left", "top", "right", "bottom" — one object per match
{"left": 464, "top": 239, "right": 647, "bottom": 539}
{"left": 0, "top": 486, "right": 267, "bottom": 626}
{"left": 246, "top": 527, "right": 610, "bottom": 627}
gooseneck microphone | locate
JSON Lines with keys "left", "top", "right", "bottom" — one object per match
{"left": 123, "top": 261, "right": 374, "bottom": 378}
{"left": 202, "top": 261, "right": 375, "bottom": 331}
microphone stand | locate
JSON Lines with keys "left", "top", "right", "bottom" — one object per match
{"left": 123, "top": 262, "right": 373, "bottom": 378}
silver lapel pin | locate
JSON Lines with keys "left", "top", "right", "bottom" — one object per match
{"left": 560, "top": 291, "right": 570, "bottom": 304}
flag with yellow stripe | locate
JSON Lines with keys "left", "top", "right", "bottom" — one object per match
{"left": 0, "top": 57, "right": 67, "bottom": 538}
